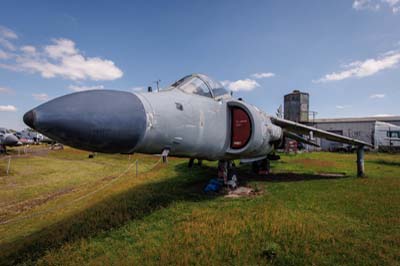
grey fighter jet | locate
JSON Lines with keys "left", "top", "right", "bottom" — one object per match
{"left": 0, "top": 127, "right": 19, "bottom": 153}
{"left": 23, "top": 74, "right": 372, "bottom": 177}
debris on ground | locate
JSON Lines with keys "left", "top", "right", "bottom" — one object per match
{"left": 204, "top": 174, "right": 263, "bottom": 197}
{"left": 226, "top": 174, "right": 238, "bottom": 189}
{"left": 203, "top": 178, "right": 223, "bottom": 193}
{"left": 261, "top": 241, "right": 281, "bottom": 262}
{"left": 224, "top": 186, "right": 256, "bottom": 198}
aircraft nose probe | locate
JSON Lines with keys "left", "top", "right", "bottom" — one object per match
{"left": 23, "top": 90, "right": 147, "bottom": 154}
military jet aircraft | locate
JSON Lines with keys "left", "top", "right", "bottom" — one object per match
{"left": 23, "top": 74, "right": 372, "bottom": 177}
{"left": 0, "top": 127, "right": 19, "bottom": 153}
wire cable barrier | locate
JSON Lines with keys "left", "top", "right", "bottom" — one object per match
{"left": 0, "top": 157, "right": 162, "bottom": 226}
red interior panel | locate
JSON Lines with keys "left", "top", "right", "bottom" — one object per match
{"left": 231, "top": 107, "right": 252, "bottom": 149}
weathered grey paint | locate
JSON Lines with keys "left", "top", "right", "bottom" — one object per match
{"left": 284, "top": 90, "right": 309, "bottom": 123}
{"left": 134, "top": 89, "right": 281, "bottom": 160}
{"left": 23, "top": 74, "right": 371, "bottom": 162}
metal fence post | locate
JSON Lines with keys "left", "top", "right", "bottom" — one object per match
{"left": 357, "top": 146, "right": 365, "bottom": 177}
{"left": 6, "top": 157, "right": 11, "bottom": 175}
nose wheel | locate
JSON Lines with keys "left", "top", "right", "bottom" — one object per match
{"left": 218, "top": 160, "right": 237, "bottom": 185}
{"left": 162, "top": 149, "right": 170, "bottom": 164}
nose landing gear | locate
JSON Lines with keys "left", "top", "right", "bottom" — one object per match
{"left": 218, "top": 160, "right": 237, "bottom": 185}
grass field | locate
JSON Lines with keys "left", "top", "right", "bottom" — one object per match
{"left": 0, "top": 146, "right": 399, "bottom": 266}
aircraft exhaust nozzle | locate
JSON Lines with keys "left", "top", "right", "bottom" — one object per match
{"left": 23, "top": 90, "right": 147, "bottom": 153}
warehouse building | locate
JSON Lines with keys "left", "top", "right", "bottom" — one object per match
{"left": 283, "top": 90, "right": 400, "bottom": 151}
{"left": 313, "top": 116, "right": 400, "bottom": 151}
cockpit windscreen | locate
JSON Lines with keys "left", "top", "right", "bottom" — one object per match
{"left": 171, "top": 74, "right": 229, "bottom": 98}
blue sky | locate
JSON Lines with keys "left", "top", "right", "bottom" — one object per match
{"left": 0, "top": 0, "right": 400, "bottom": 129}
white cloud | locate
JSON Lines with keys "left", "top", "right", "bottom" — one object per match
{"left": 384, "top": 0, "right": 400, "bottom": 6}
{"left": 372, "top": 113, "right": 394, "bottom": 117}
{"left": 0, "top": 38, "right": 123, "bottom": 81}
{"left": 336, "top": 105, "right": 352, "bottom": 109}
{"left": 0, "top": 26, "right": 18, "bottom": 39}
{"left": 369, "top": 93, "right": 385, "bottom": 98}
{"left": 251, "top": 72, "right": 275, "bottom": 79}
{"left": 0, "top": 105, "right": 17, "bottom": 112}
{"left": 32, "top": 93, "right": 49, "bottom": 101}
{"left": 221, "top": 79, "right": 260, "bottom": 92}
{"left": 0, "top": 63, "right": 19, "bottom": 71}
{"left": 352, "top": 0, "right": 400, "bottom": 13}
{"left": 353, "top": 0, "right": 380, "bottom": 10}
{"left": 0, "top": 38, "right": 16, "bottom": 51}
{"left": 20, "top": 45, "right": 36, "bottom": 54}
{"left": 68, "top": 84, "right": 104, "bottom": 92}
{"left": 316, "top": 50, "right": 400, "bottom": 82}
{"left": 0, "top": 87, "right": 13, "bottom": 94}
{"left": 0, "top": 49, "right": 10, "bottom": 59}
{"left": 131, "top": 86, "right": 144, "bottom": 92}
{"left": 45, "top": 39, "right": 76, "bottom": 58}
{"left": 0, "top": 25, "right": 17, "bottom": 51}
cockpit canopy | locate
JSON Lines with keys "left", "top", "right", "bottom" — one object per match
{"left": 170, "top": 74, "right": 229, "bottom": 98}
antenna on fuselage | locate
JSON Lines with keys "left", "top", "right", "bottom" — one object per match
{"left": 154, "top": 79, "right": 161, "bottom": 92}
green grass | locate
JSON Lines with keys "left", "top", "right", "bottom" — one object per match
{"left": 0, "top": 148, "right": 399, "bottom": 266}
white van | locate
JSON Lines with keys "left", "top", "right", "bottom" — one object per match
{"left": 374, "top": 121, "right": 400, "bottom": 152}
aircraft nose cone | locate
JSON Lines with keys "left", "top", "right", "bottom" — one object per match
{"left": 23, "top": 110, "right": 36, "bottom": 129}
{"left": 24, "top": 90, "right": 147, "bottom": 153}
{"left": 5, "top": 134, "right": 19, "bottom": 146}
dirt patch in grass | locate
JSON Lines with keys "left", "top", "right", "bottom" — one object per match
{"left": 224, "top": 186, "right": 263, "bottom": 198}
{"left": 292, "top": 158, "right": 338, "bottom": 168}
{"left": 0, "top": 187, "right": 75, "bottom": 221}
{"left": 101, "top": 175, "right": 117, "bottom": 182}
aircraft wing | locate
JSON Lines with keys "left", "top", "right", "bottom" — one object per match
{"left": 283, "top": 130, "right": 320, "bottom": 147}
{"left": 271, "top": 117, "right": 373, "bottom": 148}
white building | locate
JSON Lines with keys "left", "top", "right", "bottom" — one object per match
{"left": 312, "top": 116, "right": 400, "bottom": 151}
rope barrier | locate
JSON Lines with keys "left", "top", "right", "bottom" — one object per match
{"left": 0, "top": 156, "right": 159, "bottom": 207}
{"left": 0, "top": 156, "right": 11, "bottom": 161}
{"left": 0, "top": 160, "right": 136, "bottom": 209}
{"left": 0, "top": 148, "right": 48, "bottom": 160}
{"left": 0, "top": 157, "right": 163, "bottom": 226}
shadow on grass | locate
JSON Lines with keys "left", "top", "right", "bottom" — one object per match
{"left": 0, "top": 162, "right": 216, "bottom": 266}
{"left": 0, "top": 161, "right": 349, "bottom": 265}
{"left": 240, "top": 172, "right": 348, "bottom": 183}
{"left": 235, "top": 164, "right": 348, "bottom": 183}
{"left": 370, "top": 159, "right": 400, "bottom": 167}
